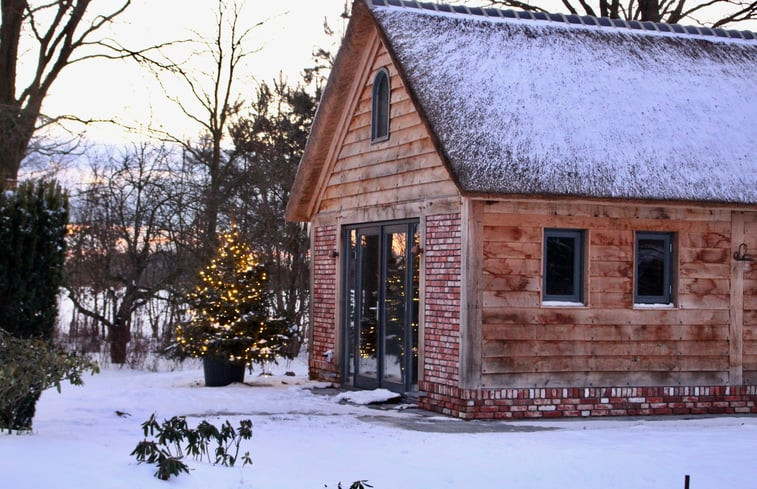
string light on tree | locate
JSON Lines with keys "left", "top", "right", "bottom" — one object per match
{"left": 175, "top": 227, "right": 290, "bottom": 368}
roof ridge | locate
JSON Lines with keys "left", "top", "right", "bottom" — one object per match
{"left": 368, "top": 0, "right": 757, "bottom": 41}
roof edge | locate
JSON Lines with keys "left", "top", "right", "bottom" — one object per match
{"left": 286, "top": 1, "right": 377, "bottom": 222}
{"left": 464, "top": 191, "right": 757, "bottom": 208}
{"left": 368, "top": 0, "right": 757, "bottom": 41}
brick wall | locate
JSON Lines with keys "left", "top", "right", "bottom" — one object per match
{"left": 421, "top": 213, "right": 462, "bottom": 388}
{"left": 309, "top": 225, "right": 339, "bottom": 381}
{"left": 420, "top": 383, "right": 757, "bottom": 419}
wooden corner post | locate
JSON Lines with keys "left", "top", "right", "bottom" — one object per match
{"left": 729, "top": 211, "right": 745, "bottom": 386}
{"left": 460, "top": 198, "right": 483, "bottom": 388}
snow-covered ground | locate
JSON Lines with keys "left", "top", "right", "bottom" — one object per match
{"left": 3, "top": 357, "right": 756, "bottom": 489}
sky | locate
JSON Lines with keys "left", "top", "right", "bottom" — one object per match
{"left": 38, "top": 0, "right": 350, "bottom": 145}
{"left": 26, "top": 0, "right": 757, "bottom": 150}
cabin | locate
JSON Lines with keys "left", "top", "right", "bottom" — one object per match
{"left": 286, "top": 0, "right": 757, "bottom": 418}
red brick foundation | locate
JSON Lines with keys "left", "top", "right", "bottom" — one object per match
{"left": 419, "top": 382, "right": 757, "bottom": 419}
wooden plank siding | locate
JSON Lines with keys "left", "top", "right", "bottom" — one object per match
{"left": 742, "top": 211, "right": 757, "bottom": 384}
{"left": 317, "top": 41, "right": 457, "bottom": 216}
{"left": 478, "top": 200, "right": 747, "bottom": 388}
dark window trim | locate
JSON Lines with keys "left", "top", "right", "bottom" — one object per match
{"left": 371, "top": 67, "right": 390, "bottom": 143}
{"left": 542, "top": 228, "right": 584, "bottom": 304}
{"left": 634, "top": 231, "right": 674, "bottom": 305}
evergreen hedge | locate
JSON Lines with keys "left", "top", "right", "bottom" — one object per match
{"left": 0, "top": 179, "right": 68, "bottom": 341}
{"left": 0, "top": 179, "right": 70, "bottom": 430}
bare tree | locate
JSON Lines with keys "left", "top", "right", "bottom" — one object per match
{"left": 138, "top": 0, "right": 262, "bottom": 253}
{"left": 471, "top": 0, "right": 756, "bottom": 26}
{"left": 0, "top": 1, "right": 135, "bottom": 184}
{"left": 303, "top": 0, "right": 351, "bottom": 87}
{"left": 65, "top": 143, "right": 183, "bottom": 364}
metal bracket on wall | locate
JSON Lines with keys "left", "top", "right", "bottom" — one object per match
{"left": 733, "top": 243, "right": 754, "bottom": 261}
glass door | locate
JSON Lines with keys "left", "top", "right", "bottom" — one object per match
{"left": 343, "top": 221, "right": 419, "bottom": 394}
{"left": 356, "top": 228, "right": 380, "bottom": 389}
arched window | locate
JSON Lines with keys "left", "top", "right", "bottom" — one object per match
{"left": 371, "top": 68, "right": 390, "bottom": 142}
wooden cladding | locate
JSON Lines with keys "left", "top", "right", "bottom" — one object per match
{"left": 479, "top": 200, "right": 753, "bottom": 388}
{"left": 318, "top": 41, "right": 457, "bottom": 215}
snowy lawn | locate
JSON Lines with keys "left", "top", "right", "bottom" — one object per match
{"left": 3, "top": 358, "right": 756, "bottom": 489}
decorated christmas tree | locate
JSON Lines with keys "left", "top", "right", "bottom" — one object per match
{"left": 175, "top": 228, "right": 290, "bottom": 368}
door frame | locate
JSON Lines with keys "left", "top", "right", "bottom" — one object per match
{"left": 340, "top": 219, "right": 420, "bottom": 394}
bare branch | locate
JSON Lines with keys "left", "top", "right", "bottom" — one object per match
{"left": 711, "top": 2, "right": 757, "bottom": 27}
{"left": 480, "top": 0, "right": 757, "bottom": 25}
{"left": 67, "top": 289, "right": 114, "bottom": 330}
{"left": 1, "top": 0, "right": 134, "bottom": 182}
{"left": 483, "top": 0, "right": 552, "bottom": 13}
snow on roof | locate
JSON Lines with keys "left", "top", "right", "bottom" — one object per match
{"left": 369, "top": 1, "right": 757, "bottom": 204}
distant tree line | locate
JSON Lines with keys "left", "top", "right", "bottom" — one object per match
{"left": 41, "top": 0, "right": 321, "bottom": 365}
{"left": 63, "top": 76, "right": 317, "bottom": 365}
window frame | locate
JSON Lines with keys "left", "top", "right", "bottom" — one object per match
{"left": 370, "top": 67, "right": 391, "bottom": 143}
{"left": 634, "top": 231, "right": 674, "bottom": 305}
{"left": 542, "top": 228, "right": 585, "bottom": 304}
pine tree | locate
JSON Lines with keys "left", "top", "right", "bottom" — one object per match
{"left": 229, "top": 79, "right": 316, "bottom": 357}
{"left": 175, "top": 228, "right": 290, "bottom": 367}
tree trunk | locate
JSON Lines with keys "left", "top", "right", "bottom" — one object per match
{"left": 639, "top": 0, "right": 660, "bottom": 21}
{"left": 0, "top": 106, "right": 34, "bottom": 185}
{"left": 109, "top": 323, "right": 131, "bottom": 364}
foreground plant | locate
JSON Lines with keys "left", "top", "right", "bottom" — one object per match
{"left": 325, "top": 481, "right": 374, "bottom": 489}
{"left": 342, "top": 481, "right": 373, "bottom": 489}
{"left": 131, "top": 413, "right": 253, "bottom": 480}
{"left": 0, "top": 329, "right": 99, "bottom": 432}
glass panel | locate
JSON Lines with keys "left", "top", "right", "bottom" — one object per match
{"left": 357, "top": 232, "right": 380, "bottom": 380}
{"left": 545, "top": 235, "right": 577, "bottom": 296}
{"left": 372, "top": 71, "right": 389, "bottom": 140}
{"left": 345, "top": 230, "right": 357, "bottom": 383}
{"left": 343, "top": 221, "right": 420, "bottom": 393}
{"left": 409, "top": 226, "right": 420, "bottom": 389}
{"left": 383, "top": 230, "right": 407, "bottom": 385}
{"left": 637, "top": 238, "right": 666, "bottom": 297}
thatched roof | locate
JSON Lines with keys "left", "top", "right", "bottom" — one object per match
{"left": 287, "top": 0, "right": 757, "bottom": 221}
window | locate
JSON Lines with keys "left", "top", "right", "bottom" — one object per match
{"left": 371, "top": 68, "right": 390, "bottom": 142}
{"left": 635, "top": 232, "right": 674, "bottom": 305}
{"left": 543, "top": 229, "right": 584, "bottom": 303}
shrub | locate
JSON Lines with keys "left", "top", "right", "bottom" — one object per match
{"left": 131, "top": 413, "right": 253, "bottom": 480}
{"left": 0, "top": 180, "right": 70, "bottom": 430}
{"left": 325, "top": 481, "right": 373, "bottom": 489}
{"left": 0, "top": 179, "right": 68, "bottom": 341}
{"left": 0, "top": 329, "right": 99, "bottom": 431}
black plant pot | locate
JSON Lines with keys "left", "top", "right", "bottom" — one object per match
{"left": 202, "top": 357, "right": 245, "bottom": 387}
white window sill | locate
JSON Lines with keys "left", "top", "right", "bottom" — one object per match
{"left": 633, "top": 303, "right": 675, "bottom": 309}
{"left": 541, "top": 301, "right": 586, "bottom": 308}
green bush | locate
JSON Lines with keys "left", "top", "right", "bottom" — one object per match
{"left": 0, "top": 329, "right": 99, "bottom": 431}
{"left": 131, "top": 413, "right": 253, "bottom": 480}
{"left": 325, "top": 481, "right": 373, "bottom": 489}
{"left": 0, "top": 179, "right": 68, "bottom": 341}
{"left": 0, "top": 179, "right": 70, "bottom": 429}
